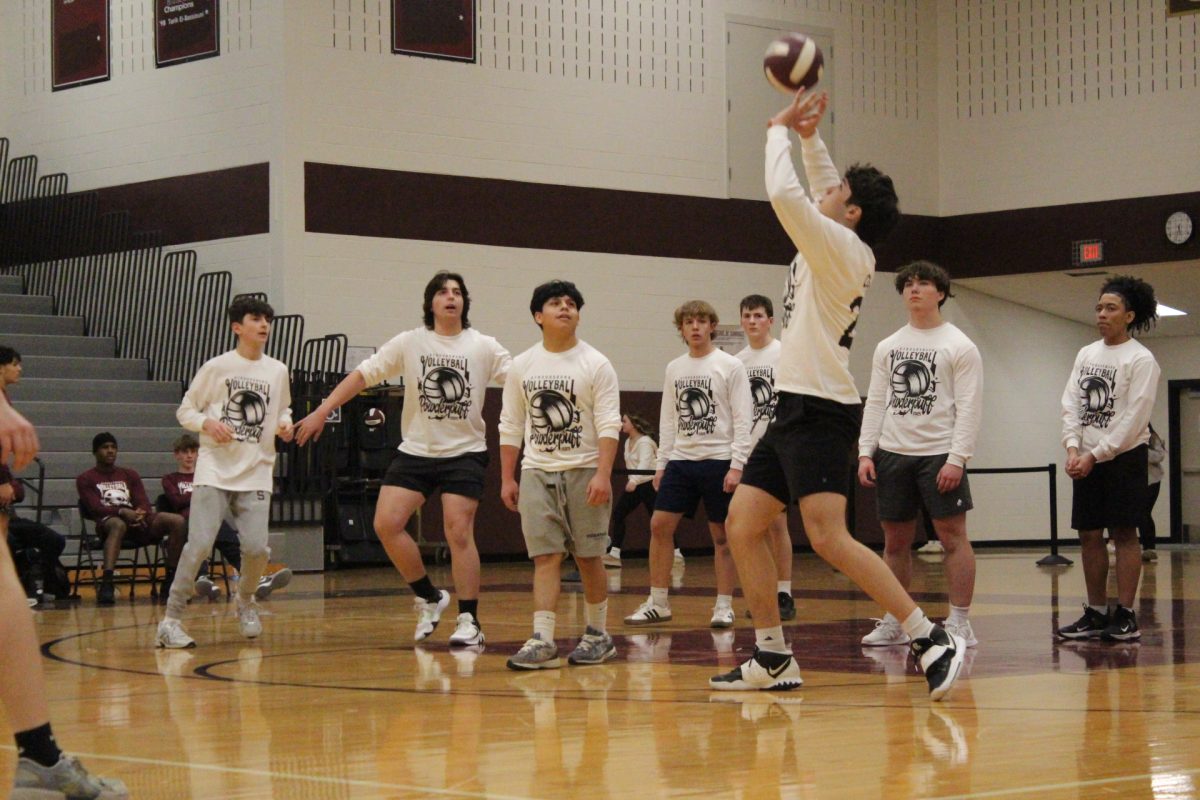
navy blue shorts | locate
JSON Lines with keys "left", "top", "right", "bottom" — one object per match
{"left": 654, "top": 459, "right": 733, "bottom": 523}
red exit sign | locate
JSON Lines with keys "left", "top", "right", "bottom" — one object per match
{"left": 1072, "top": 239, "right": 1104, "bottom": 266}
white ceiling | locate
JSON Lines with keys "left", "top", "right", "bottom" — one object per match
{"left": 958, "top": 259, "right": 1200, "bottom": 339}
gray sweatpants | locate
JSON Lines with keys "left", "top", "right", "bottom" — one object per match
{"left": 166, "top": 486, "right": 271, "bottom": 619}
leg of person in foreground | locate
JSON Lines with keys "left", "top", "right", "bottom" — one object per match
{"left": 712, "top": 486, "right": 965, "bottom": 699}
{"left": 3, "top": 539, "right": 130, "bottom": 798}
{"left": 374, "top": 486, "right": 450, "bottom": 641}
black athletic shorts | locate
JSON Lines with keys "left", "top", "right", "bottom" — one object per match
{"left": 382, "top": 450, "right": 489, "bottom": 500}
{"left": 874, "top": 450, "right": 973, "bottom": 521}
{"left": 1071, "top": 444, "right": 1148, "bottom": 532}
{"left": 741, "top": 391, "right": 861, "bottom": 504}
{"left": 654, "top": 459, "right": 733, "bottom": 523}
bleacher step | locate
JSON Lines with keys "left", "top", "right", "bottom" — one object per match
{"left": 21, "top": 355, "right": 147, "bottom": 381}
{"left": 16, "top": 451, "right": 180, "bottom": 481}
{"left": 19, "top": 401, "right": 179, "bottom": 427}
{"left": 0, "top": 295, "right": 54, "bottom": 315}
{"left": 14, "top": 378, "right": 180, "bottom": 404}
{"left": 37, "top": 426, "right": 185, "bottom": 454}
{"left": 0, "top": 333, "right": 115, "bottom": 358}
{"left": 0, "top": 314, "right": 84, "bottom": 336}
{"left": 0, "top": 275, "right": 24, "bottom": 294}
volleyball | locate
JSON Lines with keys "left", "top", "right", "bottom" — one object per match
{"left": 750, "top": 376, "right": 774, "bottom": 408}
{"left": 226, "top": 389, "right": 267, "bottom": 426}
{"left": 363, "top": 407, "right": 386, "bottom": 428}
{"left": 677, "top": 387, "right": 712, "bottom": 422}
{"left": 1080, "top": 376, "right": 1110, "bottom": 412}
{"left": 891, "top": 361, "right": 932, "bottom": 398}
{"left": 422, "top": 367, "right": 467, "bottom": 403}
{"left": 529, "top": 391, "right": 574, "bottom": 433}
{"left": 763, "top": 32, "right": 824, "bottom": 94}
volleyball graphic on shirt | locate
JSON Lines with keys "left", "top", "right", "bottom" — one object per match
{"left": 221, "top": 377, "right": 272, "bottom": 443}
{"left": 1077, "top": 363, "right": 1117, "bottom": 429}
{"left": 525, "top": 380, "right": 582, "bottom": 452}
{"left": 530, "top": 391, "right": 575, "bottom": 433}
{"left": 419, "top": 354, "right": 472, "bottom": 420}
{"left": 98, "top": 482, "right": 131, "bottom": 508}
{"left": 674, "top": 377, "right": 717, "bottom": 436}
{"left": 886, "top": 349, "right": 938, "bottom": 416}
{"left": 746, "top": 366, "right": 778, "bottom": 427}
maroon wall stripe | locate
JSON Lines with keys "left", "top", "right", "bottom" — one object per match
{"left": 304, "top": 161, "right": 1199, "bottom": 278}
{"left": 94, "top": 163, "right": 269, "bottom": 246}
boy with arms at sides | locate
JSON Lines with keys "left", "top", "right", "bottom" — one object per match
{"left": 500, "top": 280, "right": 621, "bottom": 669}
{"left": 625, "top": 301, "right": 752, "bottom": 628}
{"left": 156, "top": 297, "right": 294, "bottom": 648}
{"left": 857, "top": 260, "right": 983, "bottom": 649}
{"left": 713, "top": 90, "right": 965, "bottom": 699}
{"left": 736, "top": 294, "right": 795, "bottom": 621}
{"left": 295, "top": 272, "right": 510, "bottom": 646}
{"left": 1057, "top": 275, "right": 1160, "bottom": 642}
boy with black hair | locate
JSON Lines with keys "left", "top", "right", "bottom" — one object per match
{"left": 296, "top": 271, "right": 510, "bottom": 646}
{"left": 858, "top": 260, "right": 983, "bottom": 648}
{"left": 625, "top": 300, "right": 752, "bottom": 629}
{"left": 735, "top": 294, "right": 795, "bottom": 621}
{"left": 500, "top": 279, "right": 621, "bottom": 669}
{"left": 1, "top": 394, "right": 130, "bottom": 798}
{"left": 1057, "top": 275, "right": 1160, "bottom": 642}
{"left": 156, "top": 296, "right": 294, "bottom": 648}
{"left": 77, "top": 433, "right": 186, "bottom": 605}
{"left": 714, "top": 90, "right": 965, "bottom": 700}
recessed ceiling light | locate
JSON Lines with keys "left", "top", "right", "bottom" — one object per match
{"left": 1158, "top": 303, "right": 1187, "bottom": 317}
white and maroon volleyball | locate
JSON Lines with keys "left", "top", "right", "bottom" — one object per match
{"left": 763, "top": 32, "right": 824, "bottom": 94}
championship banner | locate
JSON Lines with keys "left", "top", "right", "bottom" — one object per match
{"left": 392, "top": 0, "right": 475, "bottom": 62}
{"left": 52, "top": 0, "right": 109, "bottom": 91}
{"left": 155, "top": 0, "right": 219, "bottom": 68}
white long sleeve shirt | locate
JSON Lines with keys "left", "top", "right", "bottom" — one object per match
{"left": 1061, "top": 338, "right": 1160, "bottom": 463}
{"left": 355, "top": 327, "right": 511, "bottom": 458}
{"left": 177, "top": 350, "right": 293, "bottom": 492}
{"left": 767, "top": 126, "right": 875, "bottom": 404}
{"left": 858, "top": 322, "right": 983, "bottom": 467}
{"left": 657, "top": 349, "right": 753, "bottom": 470}
{"left": 499, "top": 340, "right": 622, "bottom": 472}
{"left": 735, "top": 339, "right": 781, "bottom": 446}
{"left": 624, "top": 435, "right": 657, "bottom": 486}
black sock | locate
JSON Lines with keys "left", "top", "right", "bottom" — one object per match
{"left": 101, "top": 569, "right": 114, "bottom": 582}
{"left": 409, "top": 576, "right": 441, "bottom": 604}
{"left": 15, "top": 723, "right": 62, "bottom": 768}
{"left": 459, "top": 598, "right": 478, "bottom": 621}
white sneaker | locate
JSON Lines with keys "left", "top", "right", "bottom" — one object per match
{"left": 237, "top": 598, "right": 263, "bottom": 639}
{"left": 448, "top": 613, "right": 485, "bottom": 646}
{"left": 14, "top": 754, "right": 129, "bottom": 800}
{"left": 918, "top": 540, "right": 944, "bottom": 554}
{"left": 710, "top": 605, "right": 735, "bottom": 629}
{"left": 255, "top": 567, "right": 293, "bottom": 600}
{"left": 155, "top": 618, "right": 196, "bottom": 649}
{"left": 861, "top": 616, "right": 911, "bottom": 646}
{"left": 673, "top": 549, "right": 685, "bottom": 566}
{"left": 194, "top": 575, "right": 220, "bottom": 601}
{"left": 944, "top": 619, "right": 978, "bottom": 648}
{"left": 414, "top": 589, "right": 451, "bottom": 641}
{"left": 602, "top": 552, "right": 622, "bottom": 568}
{"left": 709, "top": 647, "right": 803, "bottom": 691}
{"left": 624, "top": 598, "right": 672, "bottom": 625}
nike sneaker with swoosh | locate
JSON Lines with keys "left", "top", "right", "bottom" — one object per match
{"left": 911, "top": 624, "right": 965, "bottom": 701}
{"left": 708, "top": 646, "right": 803, "bottom": 691}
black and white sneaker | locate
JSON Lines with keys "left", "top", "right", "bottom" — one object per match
{"left": 1056, "top": 604, "right": 1109, "bottom": 640}
{"left": 1102, "top": 606, "right": 1141, "bottom": 641}
{"left": 910, "top": 625, "right": 965, "bottom": 701}
{"left": 709, "top": 647, "right": 803, "bottom": 691}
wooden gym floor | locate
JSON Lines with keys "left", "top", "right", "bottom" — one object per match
{"left": 3, "top": 548, "right": 1200, "bottom": 799}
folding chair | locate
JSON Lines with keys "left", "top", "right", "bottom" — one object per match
{"left": 70, "top": 501, "right": 164, "bottom": 601}
{"left": 155, "top": 494, "right": 233, "bottom": 597}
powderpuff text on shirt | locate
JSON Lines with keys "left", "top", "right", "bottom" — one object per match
{"left": 887, "top": 347, "right": 939, "bottom": 416}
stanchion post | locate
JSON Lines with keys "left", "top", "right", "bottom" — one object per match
{"left": 1038, "top": 463, "right": 1073, "bottom": 566}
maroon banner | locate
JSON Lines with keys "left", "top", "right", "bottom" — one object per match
{"left": 52, "top": 0, "right": 110, "bottom": 91}
{"left": 155, "top": 0, "right": 219, "bottom": 68}
{"left": 392, "top": 0, "right": 475, "bottom": 62}
{"left": 1168, "top": 0, "right": 1200, "bottom": 15}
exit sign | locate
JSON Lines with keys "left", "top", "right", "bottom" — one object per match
{"left": 1072, "top": 239, "right": 1104, "bottom": 266}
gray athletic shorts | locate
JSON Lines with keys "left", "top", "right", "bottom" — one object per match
{"left": 518, "top": 467, "right": 611, "bottom": 559}
{"left": 874, "top": 449, "right": 973, "bottom": 521}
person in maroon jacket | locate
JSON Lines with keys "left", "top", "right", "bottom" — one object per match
{"left": 75, "top": 432, "right": 185, "bottom": 605}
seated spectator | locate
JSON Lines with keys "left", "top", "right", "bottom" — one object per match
{"left": 76, "top": 433, "right": 185, "bottom": 605}
{"left": 161, "top": 434, "right": 292, "bottom": 600}
{"left": 0, "top": 346, "right": 70, "bottom": 605}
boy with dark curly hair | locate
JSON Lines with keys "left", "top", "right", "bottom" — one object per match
{"left": 1057, "top": 275, "right": 1160, "bottom": 642}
